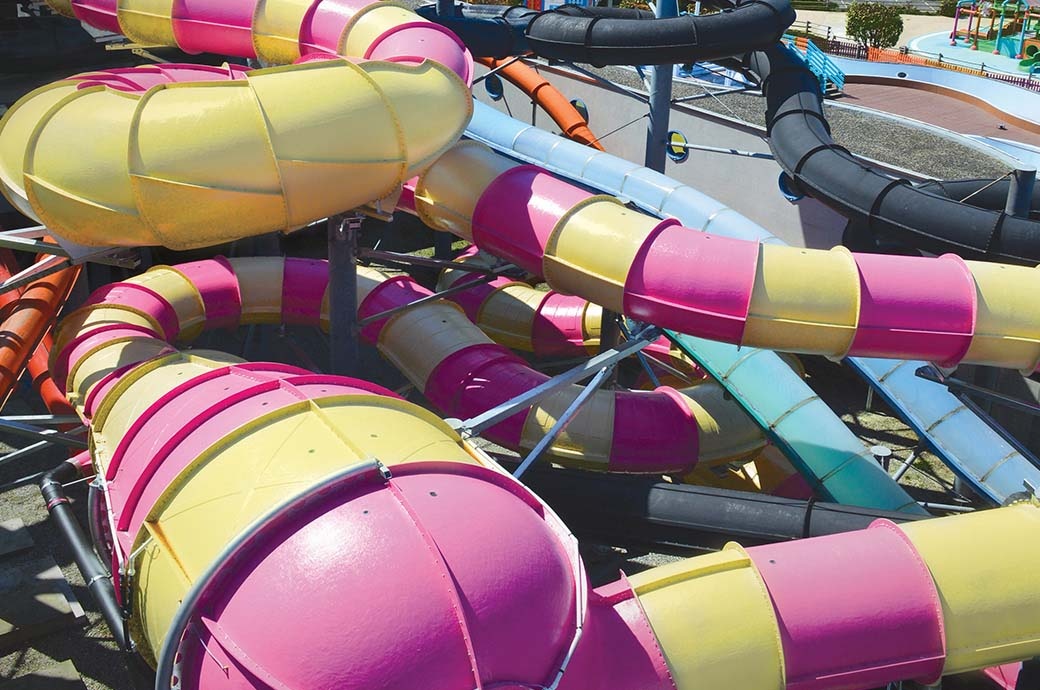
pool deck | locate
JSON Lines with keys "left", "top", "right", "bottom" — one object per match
{"left": 840, "top": 81, "right": 1040, "bottom": 148}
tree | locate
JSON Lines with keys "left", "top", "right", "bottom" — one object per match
{"left": 845, "top": 2, "right": 904, "bottom": 49}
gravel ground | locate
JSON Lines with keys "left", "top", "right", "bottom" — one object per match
{"left": 583, "top": 64, "right": 1012, "bottom": 179}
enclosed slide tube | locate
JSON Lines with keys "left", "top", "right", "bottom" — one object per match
{"left": 11, "top": 4, "right": 1040, "bottom": 370}
{"left": 464, "top": 100, "right": 1040, "bottom": 509}
{"left": 1, "top": 0, "right": 475, "bottom": 250}
{"left": 437, "top": 247, "right": 697, "bottom": 368}
{"left": 53, "top": 255, "right": 1040, "bottom": 690}
{"left": 418, "top": 0, "right": 795, "bottom": 66}
{"left": 747, "top": 44, "right": 1040, "bottom": 265}
{"left": 54, "top": 258, "right": 762, "bottom": 477}
{"left": 424, "top": 5, "right": 1040, "bottom": 262}
{"left": 412, "top": 140, "right": 1040, "bottom": 373}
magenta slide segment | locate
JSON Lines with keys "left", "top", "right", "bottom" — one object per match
{"left": 414, "top": 143, "right": 1040, "bottom": 373}
{"left": 52, "top": 256, "right": 1040, "bottom": 689}
{"left": 54, "top": 0, "right": 473, "bottom": 84}
{"left": 746, "top": 521, "right": 946, "bottom": 690}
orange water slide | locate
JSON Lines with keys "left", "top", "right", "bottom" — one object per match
{"left": 478, "top": 57, "right": 604, "bottom": 150}
{"left": 0, "top": 250, "right": 79, "bottom": 414}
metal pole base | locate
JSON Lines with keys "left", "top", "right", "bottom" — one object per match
{"left": 328, "top": 214, "right": 361, "bottom": 377}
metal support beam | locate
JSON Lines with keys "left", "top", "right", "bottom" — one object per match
{"left": 328, "top": 214, "right": 361, "bottom": 377}
{"left": 891, "top": 446, "right": 919, "bottom": 483}
{"left": 0, "top": 418, "right": 87, "bottom": 449}
{"left": 451, "top": 325, "right": 661, "bottom": 436}
{"left": 0, "top": 415, "right": 82, "bottom": 426}
{"left": 916, "top": 365, "right": 1040, "bottom": 417}
{"left": 668, "top": 142, "right": 775, "bottom": 160}
{"left": 433, "top": 232, "right": 455, "bottom": 261}
{"left": 513, "top": 365, "right": 615, "bottom": 479}
{"left": 1005, "top": 167, "right": 1037, "bottom": 218}
{"left": 359, "top": 249, "right": 510, "bottom": 276}
{"left": 644, "top": 0, "right": 678, "bottom": 172}
{"left": 357, "top": 264, "right": 516, "bottom": 327}
{"left": 0, "top": 440, "right": 56, "bottom": 470}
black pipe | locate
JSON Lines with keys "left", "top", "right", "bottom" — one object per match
{"left": 521, "top": 467, "right": 926, "bottom": 551}
{"left": 419, "top": 1, "right": 794, "bottom": 66}
{"left": 746, "top": 44, "right": 1040, "bottom": 265}
{"left": 40, "top": 459, "right": 132, "bottom": 651}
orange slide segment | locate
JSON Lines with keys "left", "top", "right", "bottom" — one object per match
{"left": 478, "top": 57, "right": 604, "bottom": 150}
{"left": 0, "top": 250, "right": 78, "bottom": 414}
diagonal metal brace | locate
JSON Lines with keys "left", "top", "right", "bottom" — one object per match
{"left": 450, "top": 325, "right": 661, "bottom": 437}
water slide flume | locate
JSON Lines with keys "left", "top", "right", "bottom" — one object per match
{"left": 0, "top": 59, "right": 471, "bottom": 250}
{"left": 412, "top": 141, "right": 1040, "bottom": 372}
{"left": 54, "top": 255, "right": 1040, "bottom": 690}
{"left": 2, "top": 0, "right": 1039, "bottom": 371}
{"left": 423, "top": 2, "right": 1040, "bottom": 264}
{"left": 5, "top": 71, "right": 1040, "bottom": 374}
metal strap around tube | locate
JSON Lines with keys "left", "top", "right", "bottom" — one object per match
{"left": 156, "top": 460, "right": 387, "bottom": 690}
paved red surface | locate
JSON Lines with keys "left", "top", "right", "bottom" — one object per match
{"left": 840, "top": 82, "right": 1040, "bottom": 148}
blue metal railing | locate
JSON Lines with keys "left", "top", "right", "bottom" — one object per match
{"left": 782, "top": 34, "right": 846, "bottom": 93}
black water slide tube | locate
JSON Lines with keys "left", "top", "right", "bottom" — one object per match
{"left": 746, "top": 45, "right": 1040, "bottom": 265}
{"left": 417, "top": 1, "right": 795, "bottom": 65}
{"left": 422, "top": 2, "right": 1040, "bottom": 264}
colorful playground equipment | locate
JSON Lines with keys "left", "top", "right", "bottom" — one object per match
{"left": 951, "top": 0, "right": 1040, "bottom": 59}
{"left": 0, "top": 0, "right": 1039, "bottom": 687}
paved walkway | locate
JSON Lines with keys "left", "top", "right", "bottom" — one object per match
{"left": 791, "top": 10, "right": 953, "bottom": 47}
{"left": 840, "top": 82, "right": 1040, "bottom": 147}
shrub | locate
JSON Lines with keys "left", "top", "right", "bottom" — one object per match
{"left": 938, "top": 0, "right": 960, "bottom": 16}
{"left": 846, "top": 2, "right": 905, "bottom": 48}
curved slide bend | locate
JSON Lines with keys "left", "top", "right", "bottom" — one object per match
{"left": 412, "top": 141, "right": 1040, "bottom": 373}
{"left": 418, "top": 1, "right": 794, "bottom": 65}
{"left": 55, "top": 255, "right": 1040, "bottom": 690}
{"left": 747, "top": 45, "right": 1040, "bottom": 265}
{"left": 1, "top": 0, "right": 477, "bottom": 250}
{"left": 56, "top": 256, "right": 763, "bottom": 476}
{"left": 425, "top": 4, "right": 1040, "bottom": 263}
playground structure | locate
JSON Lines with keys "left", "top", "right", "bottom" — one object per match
{"left": 0, "top": 0, "right": 1039, "bottom": 688}
{"left": 950, "top": 0, "right": 1040, "bottom": 64}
